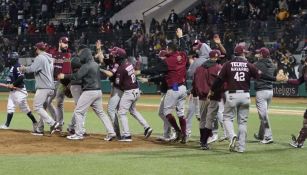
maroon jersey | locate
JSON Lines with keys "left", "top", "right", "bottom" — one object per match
{"left": 115, "top": 61, "right": 138, "bottom": 90}
{"left": 164, "top": 51, "right": 187, "bottom": 87}
{"left": 192, "top": 60, "right": 222, "bottom": 100}
{"left": 218, "top": 57, "right": 260, "bottom": 91}
{"left": 48, "top": 48, "right": 72, "bottom": 79}
{"left": 108, "top": 62, "right": 120, "bottom": 87}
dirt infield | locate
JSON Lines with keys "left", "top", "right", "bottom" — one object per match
{"left": 0, "top": 129, "right": 166, "bottom": 155}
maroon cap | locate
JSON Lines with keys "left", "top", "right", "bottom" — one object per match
{"left": 108, "top": 47, "right": 127, "bottom": 58}
{"left": 234, "top": 45, "right": 249, "bottom": 55}
{"left": 34, "top": 42, "right": 47, "bottom": 51}
{"left": 256, "top": 47, "right": 270, "bottom": 58}
{"left": 209, "top": 49, "right": 222, "bottom": 58}
{"left": 59, "top": 36, "right": 69, "bottom": 44}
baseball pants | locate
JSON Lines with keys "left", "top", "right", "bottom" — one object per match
{"left": 118, "top": 88, "right": 149, "bottom": 137}
{"left": 74, "top": 90, "right": 115, "bottom": 136}
{"left": 186, "top": 95, "right": 199, "bottom": 136}
{"left": 43, "top": 82, "right": 57, "bottom": 121}
{"left": 163, "top": 85, "right": 187, "bottom": 117}
{"left": 158, "top": 94, "right": 172, "bottom": 138}
{"left": 7, "top": 89, "right": 31, "bottom": 114}
{"left": 200, "top": 99, "right": 219, "bottom": 131}
{"left": 107, "top": 86, "right": 123, "bottom": 138}
{"left": 55, "top": 82, "right": 65, "bottom": 126}
{"left": 223, "top": 91, "right": 250, "bottom": 152}
{"left": 216, "top": 99, "right": 227, "bottom": 137}
{"left": 256, "top": 89, "right": 273, "bottom": 140}
{"left": 35, "top": 89, "right": 57, "bottom": 132}
{"left": 68, "top": 84, "right": 86, "bottom": 134}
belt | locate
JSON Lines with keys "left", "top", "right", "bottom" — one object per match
{"left": 228, "top": 90, "right": 249, "bottom": 94}
{"left": 167, "top": 83, "right": 184, "bottom": 90}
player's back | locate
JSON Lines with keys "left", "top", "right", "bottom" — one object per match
{"left": 116, "top": 61, "right": 138, "bottom": 91}
{"left": 219, "top": 56, "right": 259, "bottom": 91}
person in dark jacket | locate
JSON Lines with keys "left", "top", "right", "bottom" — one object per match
{"left": 193, "top": 50, "right": 223, "bottom": 150}
{"left": 66, "top": 44, "right": 87, "bottom": 135}
{"left": 58, "top": 48, "right": 115, "bottom": 140}
{"left": 138, "top": 50, "right": 172, "bottom": 141}
{"left": 253, "top": 47, "right": 277, "bottom": 144}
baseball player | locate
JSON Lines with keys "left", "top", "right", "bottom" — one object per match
{"left": 192, "top": 50, "right": 223, "bottom": 150}
{"left": 58, "top": 48, "right": 116, "bottom": 140}
{"left": 19, "top": 42, "right": 60, "bottom": 136}
{"left": 137, "top": 50, "right": 173, "bottom": 141}
{"left": 48, "top": 36, "right": 72, "bottom": 130}
{"left": 0, "top": 52, "right": 37, "bottom": 130}
{"left": 253, "top": 47, "right": 276, "bottom": 144}
{"left": 287, "top": 63, "right": 307, "bottom": 148}
{"left": 66, "top": 45, "right": 87, "bottom": 135}
{"left": 113, "top": 48, "right": 153, "bottom": 142}
{"left": 210, "top": 45, "right": 286, "bottom": 153}
{"left": 98, "top": 43, "right": 122, "bottom": 139}
{"left": 163, "top": 40, "right": 188, "bottom": 143}
{"left": 186, "top": 40, "right": 212, "bottom": 141}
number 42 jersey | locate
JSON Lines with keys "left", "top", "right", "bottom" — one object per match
{"left": 115, "top": 61, "right": 138, "bottom": 91}
{"left": 218, "top": 56, "right": 261, "bottom": 91}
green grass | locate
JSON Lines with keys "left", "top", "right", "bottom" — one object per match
{"left": 0, "top": 95, "right": 306, "bottom": 175}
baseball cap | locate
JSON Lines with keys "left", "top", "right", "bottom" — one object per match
{"left": 256, "top": 47, "right": 270, "bottom": 58}
{"left": 209, "top": 50, "right": 222, "bottom": 58}
{"left": 234, "top": 45, "right": 249, "bottom": 55}
{"left": 59, "top": 36, "right": 69, "bottom": 44}
{"left": 34, "top": 42, "right": 47, "bottom": 51}
{"left": 108, "top": 47, "right": 127, "bottom": 58}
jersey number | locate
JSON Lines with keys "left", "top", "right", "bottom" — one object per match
{"left": 234, "top": 72, "right": 245, "bottom": 81}
{"left": 131, "top": 74, "right": 136, "bottom": 83}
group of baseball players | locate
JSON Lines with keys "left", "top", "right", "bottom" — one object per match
{"left": 0, "top": 28, "right": 306, "bottom": 152}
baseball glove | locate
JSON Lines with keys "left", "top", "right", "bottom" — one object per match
{"left": 63, "top": 84, "right": 73, "bottom": 98}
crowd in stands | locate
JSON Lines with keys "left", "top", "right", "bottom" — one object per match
{"left": 0, "top": 0, "right": 307, "bottom": 78}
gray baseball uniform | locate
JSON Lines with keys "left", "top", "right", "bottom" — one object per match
{"left": 24, "top": 51, "right": 57, "bottom": 131}
{"left": 254, "top": 58, "right": 276, "bottom": 141}
{"left": 116, "top": 61, "right": 151, "bottom": 138}
{"left": 212, "top": 56, "right": 263, "bottom": 152}
{"left": 65, "top": 48, "right": 115, "bottom": 138}
{"left": 107, "top": 86, "right": 123, "bottom": 138}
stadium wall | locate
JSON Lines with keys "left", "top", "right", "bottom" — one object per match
{"left": 0, "top": 80, "right": 305, "bottom": 97}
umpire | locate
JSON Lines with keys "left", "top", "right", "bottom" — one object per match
{"left": 254, "top": 47, "right": 276, "bottom": 144}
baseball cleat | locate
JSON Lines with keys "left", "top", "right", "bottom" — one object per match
{"left": 229, "top": 136, "right": 237, "bottom": 152}
{"left": 104, "top": 134, "right": 116, "bottom": 141}
{"left": 289, "top": 141, "right": 303, "bottom": 148}
{"left": 67, "top": 134, "right": 84, "bottom": 140}
{"left": 0, "top": 124, "right": 9, "bottom": 129}
{"left": 156, "top": 136, "right": 171, "bottom": 142}
{"left": 119, "top": 135, "right": 132, "bottom": 142}
{"left": 260, "top": 138, "right": 274, "bottom": 144}
{"left": 200, "top": 142, "right": 209, "bottom": 150}
{"left": 144, "top": 127, "right": 153, "bottom": 138}
{"left": 31, "top": 131, "right": 44, "bottom": 136}
{"left": 207, "top": 134, "right": 218, "bottom": 144}
{"left": 171, "top": 131, "right": 182, "bottom": 142}
{"left": 50, "top": 122, "right": 60, "bottom": 134}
